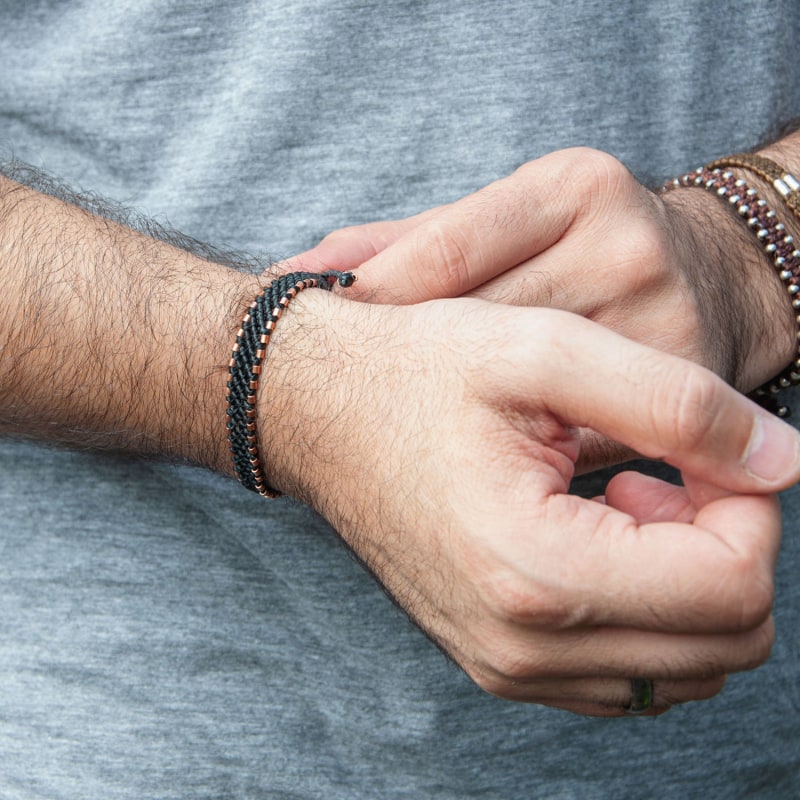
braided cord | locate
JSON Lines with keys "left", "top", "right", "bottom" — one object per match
{"left": 226, "top": 270, "right": 355, "bottom": 496}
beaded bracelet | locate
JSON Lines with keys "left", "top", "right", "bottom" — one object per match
{"left": 669, "top": 168, "right": 800, "bottom": 416}
{"left": 707, "top": 153, "right": 800, "bottom": 224}
{"left": 226, "top": 269, "right": 356, "bottom": 497}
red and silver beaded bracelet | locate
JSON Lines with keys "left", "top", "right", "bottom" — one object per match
{"left": 669, "top": 167, "right": 800, "bottom": 416}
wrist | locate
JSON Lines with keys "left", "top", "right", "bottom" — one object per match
{"left": 179, "top": 263, "right": 264, "bottom": 474}
{"left": 250, "top": 288, "right": 385, "bottom": 507}
{"left": 661, "top": 181, "right": 796, "bottom": 392}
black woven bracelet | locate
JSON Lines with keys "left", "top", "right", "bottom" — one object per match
{"left": 226, "top": 269, "right": 356, "bottom": 496}
{"left": 668, "top": 167, "right": 800, "bottom": 417}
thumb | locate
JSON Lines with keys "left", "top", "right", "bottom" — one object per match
{"left": 499, "top": 307, "right": 800, "bottom": 494}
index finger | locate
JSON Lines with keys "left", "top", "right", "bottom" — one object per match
{"left": 346, "top": 151, "right": 595, "bottom": 303}
{"left": 524, "top": 490, "right": 782, "bottom": 634}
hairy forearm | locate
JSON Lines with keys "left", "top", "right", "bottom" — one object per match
{"left": 0, "top": 173, "right": 261, "bottom": 473}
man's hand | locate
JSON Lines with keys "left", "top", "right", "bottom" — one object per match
{"left": 260, "top": 290, "right": 800, "bottom": 716}
{"left": 299, "top": 147, "right": 798, "bottom": 469}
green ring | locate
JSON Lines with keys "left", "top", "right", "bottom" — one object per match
{"left": 626, "top": 679, "right": 654, "bottom": 715}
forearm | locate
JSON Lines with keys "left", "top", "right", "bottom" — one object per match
{"left": 0, "top": 173, "right": 261, "bottom": 473}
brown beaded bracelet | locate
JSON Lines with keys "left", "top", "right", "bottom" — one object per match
{"left": 707, "top": 153, "right": 800, "bottom": 224}
{"left": 226, "top": 269, "right": 356, "bottom": 497}
{"left": 669, "top": 167, "right": 800, "bottom": 416}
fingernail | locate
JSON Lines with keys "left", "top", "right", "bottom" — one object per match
{"left": 745, "top": 413, "right": 800, "bottom": 483}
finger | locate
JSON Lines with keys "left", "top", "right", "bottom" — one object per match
{"left": 349, "top": 151, "right": 589, "bottom": 303}
{"left": 532, "top": 490, "right": 781, "bottom": 633}
{"left": 464, "top": 180, "right": 661, "bottom": 315}
{"left": 604, "top": 471, "right": 696, "bottom": 524}
{"left": 472, "top": 616, "right": 775, "bottom": 684}
{"left": 474, "top": 307, "right": 799, "bottom": 633}
{"left": 295, "top": 209, "right": 441, "bottom": 274}
{"left": 499, "top": 308, "right": 800, "bottom": 494}
{"left": 682, "top": 473, "right": 735, "bottom": 509}
{"left": 483, "top": 674, "right": 726, "bottom": 717}
{"left": 574, "top": 429, "right": 638, "bottom": 474}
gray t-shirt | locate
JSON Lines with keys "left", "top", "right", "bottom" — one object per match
{"left": 1, "top": 1, "right": 799, "bottom": 797}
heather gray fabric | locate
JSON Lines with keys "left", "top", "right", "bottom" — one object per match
{"left": 1, "top": 1, "right": 800, "bottom": 797}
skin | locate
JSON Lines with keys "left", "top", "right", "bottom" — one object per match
{"left": 260, "top": 289, "right": 799, "bottom": 716}
{"left": 301, "top": 142, "right": 800, "bottom": 415}
{"left": 286, "top": 132, "right": 800, "bottom": 711}
{"left": 2, "top": 134, "right": 800, "bottom": 717}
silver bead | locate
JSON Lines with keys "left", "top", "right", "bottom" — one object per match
{"left": 781, "top": 269, "right": 793, "bottom": 280}
{"left": 739, "top": 204, "right": 750, "bottom": 215}
{"left": 767, "top": 243, "right": 778, "bottom": 253}
{"left": 790, "top": 284, "right": 800, "bottom": 294}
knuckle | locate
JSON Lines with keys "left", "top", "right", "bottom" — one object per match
{"left": 728, "top": 556, "right": 775, "bottom": 630}
{"left": 568, "top": 147, "right": 633, "bottom": 200}
{"left": 614, "top": 213, "right": 671, "bottom": 275}
{"left": 466, "top": 642, "right": 549, "bottom": 696}
{"left": 488, "top": 651, "right": 536, "bottom": 685}
{"left": 664, "top": 368, "right": 723, "bottom": 455}
{"left": 485, "top": 572, "right": 572, "bottom": 630}
{"left": 510, "top": 158, "right": 548, "bottom": 193}
{"left": 319, "top": 225, "right": 357, "bottom": 244}
{"left": 515, "top": 147, "right": 633, "bottom": 221}
{"left": 414, "top": 220, "right": 474, "bottom": 298}
{"left": 470, "top": 670, "right": 518, "bottom": 699}
{"left": 660, "top": 675, "right": 727, "bottom": 706}
{"left": 740, "top": 618, "right": 776, "bottom": 669}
